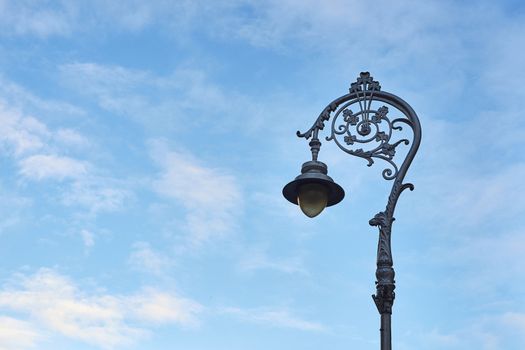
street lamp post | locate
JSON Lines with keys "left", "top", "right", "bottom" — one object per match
{"left": 283, "top": 72, "right": 421, "bottom": 350}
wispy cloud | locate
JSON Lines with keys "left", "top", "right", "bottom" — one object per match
{"left": 150, "top": 140, "right": 242, "bottom": 246}
{"left": 0, "top": 1, "right": 255, "bottom": 40}
{"left": 0, "top": 268, "right": 203, "bottom": 349}
{"left": 61, "top": 178, "right": 131, "bottom": 214}
{"left": 0, "top": 316, "right": 40, "bottom": 350}
{"left": 0, "top": 1, "right": 157, "bottom": 38}
{"left": 54, "top": 128, "right": 89, "bottom": 148}
{"left": 220, "top": 306, "right": 326, "bottom": 332}
{"left": 403, "top": 312, "right": 525, "bottom": 350}
{"left": 0, "top": 99, "right": 87, "bottom": 160}
{"left": 128, "top": 242, "right": 174, "bottom": 276}
{"left": 239, "top": 247, "right": 307, "bottom": 275}
{"left": 130, "top": 288, "right": 202, "bottom": 327}
{"left": 0, "top": 77, "right": 84, "bottom": 116}
{"left": 59, "top": 62, "right": 266, "bottom": 134}
{"left": 0, "top": 1, "right": 75, "bottom": 38}
{"left": 0, "top": 101, "right": 49, "bottom": 156}
{"left": 80, "top": 229, "right": 95, "bottom": 249}
{"left": 0, "top": 98, "right": 130, "bottom": 215}
{"left": 18, "top": 154, "right": 88, "bottom": 181}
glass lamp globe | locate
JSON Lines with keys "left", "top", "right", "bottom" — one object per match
{"left": 297, "top": 183, "right": 329, "bottom": 218}
{"left": 282, "top": 160, "right": 345, "bottom": 218}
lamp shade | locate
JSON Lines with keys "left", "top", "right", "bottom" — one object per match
{"left": 282, "top": 161, "right": 345, "bottom": 217}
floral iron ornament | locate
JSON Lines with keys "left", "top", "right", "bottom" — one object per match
{"left": 288, "top": 72, "right": 421, "bottom": 350}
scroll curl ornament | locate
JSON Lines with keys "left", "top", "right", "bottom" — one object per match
{"left": 326, "top": 105, "right": 411, "bottom": 180}
{"left": 295, "top": 72, "right": 422, "bottom": 321}
{"left": 296, "top": 72, "right": 418, "bottom": 182}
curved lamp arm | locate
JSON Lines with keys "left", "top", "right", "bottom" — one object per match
{"left": 292, "top": 72, "right": 422, "bottom": 350}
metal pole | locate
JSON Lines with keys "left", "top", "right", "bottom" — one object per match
{"left": 370, "top": 204, "right": 396, "bottom": 349}
{"left": 380, "top": 313, "right": 392, "bottom": 350}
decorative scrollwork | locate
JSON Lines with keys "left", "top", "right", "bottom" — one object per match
{"left": 294, "top": 72, "right": 422, "bottom": 323}
{"left": 326, "top": 101, "right": 411, "bottom": 180}
{"left": 296, "top": 102, "right": 337, "bottom": 140}
{"left": 297, "top": 72, "right": 416, "bottom": 181}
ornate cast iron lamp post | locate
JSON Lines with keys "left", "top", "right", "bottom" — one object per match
{"left": 283, "top": 72, "right": 421, "bottom": 350}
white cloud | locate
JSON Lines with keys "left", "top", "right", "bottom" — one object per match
{"left": 0, "top": 78, "right": 83, "bottom": 117}
{"left": 139, "top": 0, "right": 455, "bottom": 55}
{"left": 239, "top": 247, "right": 307, "bottom": 275}
{"left": 220, "top": 307, "right": 326, "bottom": 332}
{"left": 0, "top": 1, "right": 252, "bottom": 40}
{"left": 18, "top": 154, "right": 88, "bottom": 181}
{"left": 0, "top": 97, "right": 129, "bottom": 214}
{"left": 0, "top": 1, "right": 157, "bottom": 38}
{"left": 60, "top": 178, "right": 130, "bottom": 214}
{"left": 80, "top": 229, "right": 95, "bottom": 249}
{"left": 130, "top": 288, "right": 202, "bottom": 327}
{"left": 59, "top": 62, "right": 156, "bottom": 119}
{"left": 0, "top": 100, "right": 90, "bottom": 180}
{"left": 54, "top": 128, "right": 89, "bottom": 148}
{"left": 0, "top": 317, "right": 40, "bottom": 350}
{"left": 60, "top": 63, "right": 150, "bottom": 96}
{"left": 0, "top": 1, "right": 75, "bottom": 38}
{"left": 128, "top": 242, "right": 173, "bottom": 276}
{"left": 151, "top": 141, "right": 242, "bottom": 245}
{"left": 59, "top": 62, "right": 267, "bottom": 135}
{"left": 0, "top": 269, "right": 140, "bottom": 349}
{"left": 0, "top": 268, "right": 202, "bottom": 349}
{"left": 0, "top": 102, "right": 49, "bottom": 156}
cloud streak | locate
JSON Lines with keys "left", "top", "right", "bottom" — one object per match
{"left": 150, "top": 141, "right": 242, "bottom": 246}
{"left": 220, "top": 306, "right": 326, "bottom": 332}
{"left": 18, "top": 154, "right": 88, "bottom": 181}
{"left": 58, "top": 62, "right": 265, "bottom": 135}
{"left": 0, "top": 269, "right": 203, "bottom": 349}
{"left": 0, "top": 98, "right": 130, "bottom": 215}
{"left": 128, "top": 242, "right": 174, "bottom": 276}
{"left": 239, "top": 247, "right": 307, "bottom": 275}
{"left": 0, "top": 316, "right": 40, "bottom": 350}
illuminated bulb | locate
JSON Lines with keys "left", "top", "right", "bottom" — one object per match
{"left": 297, "top": 183, "right": 328, "bottom": 218}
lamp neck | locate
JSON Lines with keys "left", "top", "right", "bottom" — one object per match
{"left": 309, "top": 137, "right": 321, "bottom": 161}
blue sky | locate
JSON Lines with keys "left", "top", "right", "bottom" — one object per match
{"left": 0, "top": 1, "right": 524, "bottom": 349}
